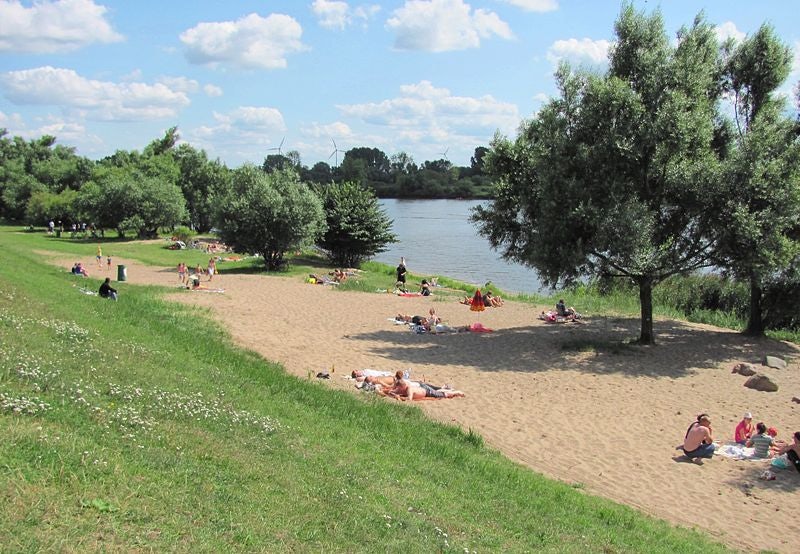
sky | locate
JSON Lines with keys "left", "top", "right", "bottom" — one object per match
{"left": 1, "top": 0, "right": 798, "bottom": 169}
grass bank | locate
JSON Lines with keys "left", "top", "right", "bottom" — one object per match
{"left": 0, "top": 225, "right": 731, "bottom": 552}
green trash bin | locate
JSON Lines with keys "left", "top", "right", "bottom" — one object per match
{"left": 117, "top": 264, "right": 127, "bottom": 282}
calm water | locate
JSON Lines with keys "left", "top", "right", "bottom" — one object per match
{"left": 375, "top": 199, "right": 544, "bottom": 294}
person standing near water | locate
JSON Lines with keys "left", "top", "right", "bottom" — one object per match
{"left": 396, "top": 257, "right": 407, "bottom": 290}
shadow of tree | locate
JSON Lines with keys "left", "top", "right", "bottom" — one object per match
{"left": 347, "top": 316, "right": 798, "bottom": 378}
{"left": 724, "top": 461, "right": 800, "bottom": 494}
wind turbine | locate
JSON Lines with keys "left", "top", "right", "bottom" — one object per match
{"left": 328, "top": 138, "right": 344, "bottom": 166}
{"left": 268, "top": 136, "right": 285, "bottom": 156}
{"left": 438, "top": 147, "right": 449, "bottom": 162}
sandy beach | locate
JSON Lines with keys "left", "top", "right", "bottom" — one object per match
{"left": 65, "top": 255, "right": 800, "bottom": 552}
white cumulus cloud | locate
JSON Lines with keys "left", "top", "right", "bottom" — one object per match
{"left": 312, "top": 0, "right": 380, "bottom": 30}
{"left": 387, "top": 0, "right": 513, "bottom": 52}
{"left": 715, "top": 21, "right": 745, "bottom": 44}
{"left": 546, "top": 37, "right": 610, "bottom": 66}
{"left": 204, "top": 84, "right": 223, "bottom": 97}
{"left": 180, "top": 13, "right": 308, "bottom": 70}
{"left": 500, "top": 0, "right": 558, "bottom": 12}
{"left": 0, "top": 66, "right": 190, "bottom": 121}
{"left": 337, "top": 79, "right": 519, "bottom": 138}
{"left": 187, "top": 106, "right": 287, "bottom": 165}
{"left": 0, "top": 0, "right": 123, "bottom": 54}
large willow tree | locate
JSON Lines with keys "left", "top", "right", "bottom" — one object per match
{"left": 473, "top": 5, "right": 725, "bottom": 344}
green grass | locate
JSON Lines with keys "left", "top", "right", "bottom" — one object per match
{"left": 0, "top": 225, "right": 732, "bottom": 552}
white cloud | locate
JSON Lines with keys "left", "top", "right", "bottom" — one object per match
{"left": 180, "top": 13, "right": 308, "bottom": 70}
{"left": 793, "top": 40, "right": 800, "bottom": 75}
{"left": 157, "top": 76, "right": 199, "bottom": 93}
{"left": 0, "top": 66, "right": 190, "bottom": 121}
{"left": 387, "top": 0, "right": 513, "bottom": 52}
{"left": 213, "top": 107, "right": 286, "bottom": 131}
{"left": 715, "top": 21, "right": 745, "bottom": 44}
{"left": 301, "top": 121, "right": 354, "bottom": 139}
{"left": 337, "top": 80, "right": 519, "bottom": 139}
{"left": 187, "top": 106, "right": 286, "bottom": 163}
{"left": 546, "top": 37, "right": 610, "bottom": 66}
{"left": 500, "top": 0, "right": 558, "bottom": 12}
{"left": 204, "top": 84, "right": 223, "bottom": 97}
{"left": 312, "top": 0, "right": 380, "bottom": 30}
{"left": 0, "top": 0, "right": 123, "bottom": 54}
{"left": 714, "top": 21, "right": 747, "bottom": 42}
{"left": 532, "top": 92, "right": 549, "bottom": 103}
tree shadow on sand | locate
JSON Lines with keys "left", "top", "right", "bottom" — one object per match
{"left": 346, "top": 316, "right": 798, "bottom": 378}
{"left": 724, "top": 462, "right": 800, "bottom": 494}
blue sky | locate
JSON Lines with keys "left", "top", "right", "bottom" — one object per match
{"left": 1, "top": 0, "right": 798, "bottom": 168}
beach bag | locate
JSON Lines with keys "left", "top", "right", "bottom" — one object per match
{"left": 771, "top": 455, "right": 789, "bottom": 469}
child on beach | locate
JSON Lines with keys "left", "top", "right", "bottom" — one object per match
{"left": 734, "top": 412, "right": 754, "bottom": 445}
{"left": 746, "top": 423, "right": 774, "bottom": 458}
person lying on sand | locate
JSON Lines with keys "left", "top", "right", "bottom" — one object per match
{"left": 382, "top": 370, "right": 465, "bottom": 401}
{"left": 682, "top": 414, "right": 715, "bottom": 461}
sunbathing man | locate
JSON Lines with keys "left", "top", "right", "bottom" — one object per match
{"left": 682, "top": 413, "right": 715, "bottom": 461}
{"left": 384, "top": 370, "right": 465, "bottom": 401}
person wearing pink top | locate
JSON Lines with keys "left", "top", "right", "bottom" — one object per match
{"left": 734, "top": 412, "right": 754, "bottom": 445}
{"left": 683, "top": 414, "right": 715, "bottom": 461}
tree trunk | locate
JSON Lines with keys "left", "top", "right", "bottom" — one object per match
{"left": 637, "top": 276, "right": 655, "bottom": 345}
{"left": 744, "top": 273, "right": 764, "bottom": 336}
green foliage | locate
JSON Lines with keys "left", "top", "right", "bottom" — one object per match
{"left": 174, "top": 143, "right": 231, "bottom": 233}
{"left": 314, "top": 181, "right": 397, "bottom": 268}
{"left": 170, "top": 225, "right": 196, "bottom": 244}
{"left": 474, "top": 5, "right": 726, "bottom": 344}
{"left": 715, "top": 25, "right": 799, "bottom": 336}
{"left": 214, "top": 166, "right": 326, "bottom": 270}
{"left": 25, "top": 189, "right": 79, "bottom": 225}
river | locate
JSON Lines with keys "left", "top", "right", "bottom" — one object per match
{"left": 374, "top": 199, "right": 544, "bottom": 295}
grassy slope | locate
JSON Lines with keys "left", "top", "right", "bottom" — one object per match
{"left": 0, "top": 227, "right": 729, "bottom": 552}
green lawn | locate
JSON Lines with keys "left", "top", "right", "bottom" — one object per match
{"left": 0, "top": 225, "right": 730, "bottom": 552}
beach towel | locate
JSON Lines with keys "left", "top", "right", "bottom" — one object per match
{"left": 468, "top": 322, "right": 493, "bottom": 333}
{"left": 716, "top": 443, "right": 762, "bottom": 460}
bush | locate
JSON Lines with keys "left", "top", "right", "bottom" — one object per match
{"left": 171, "top": 226, "right": 196, "bottom": 243}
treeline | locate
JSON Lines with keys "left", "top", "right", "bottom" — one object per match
{"left": 269, "top": 145, "right": 493, "bottom": 199}
{"left": 0, "top": 127, "right": 398, "bottom": 270}
{"left": 0, "top": 127, "right": 492, "bottom": 236}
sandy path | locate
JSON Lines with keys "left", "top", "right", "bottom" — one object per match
{"left": 63, "top": 256, "right": 800, "bottom": 552}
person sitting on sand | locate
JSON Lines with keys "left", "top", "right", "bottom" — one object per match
{"left": 682, "top": 414, "right": 715, "bottom": 461}
{"left": 420, "top": 279, "right": 431, "bottom": 296}
{"left": 556, "top": 299, "right": 579, "bottom": 318}
{"left": 98, "top": 277, "right": 117, "bottom": 301}
{"left": 775, "top": 431, "right": 800, "bottom": 474}
{"left": 747, "top": 422, "right": 775, "bottom": 458}
{"left": 734, "top": 412, "right": 754, "bottom": 445}
{"left": 482, "top": 291, "right": 503, "bottom": 307}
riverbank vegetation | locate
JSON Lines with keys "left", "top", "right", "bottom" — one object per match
{"left": 473, "top": 7, "right": 800, "bottom": 345}
{"left": 0, "top": 226, "right": 730, "bottom": 552}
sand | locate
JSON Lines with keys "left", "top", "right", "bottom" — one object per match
{"left": 65, "top": 255, "right": 800, "bottom": 552}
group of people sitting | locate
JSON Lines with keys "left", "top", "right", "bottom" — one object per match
{"left": 681, "top": 412, "right": 800, "bottom": 472}
{"left": 71, "top": 262, "right": 89, "bottom": 277}
{"left": 539, "top": 299, "right": 582, "bottom": 322}
{"left": 351, "top": 369, "right": 465, "bottom": 401}
{"left": 459, "top": 290, "right": 504, "bottom": 307}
